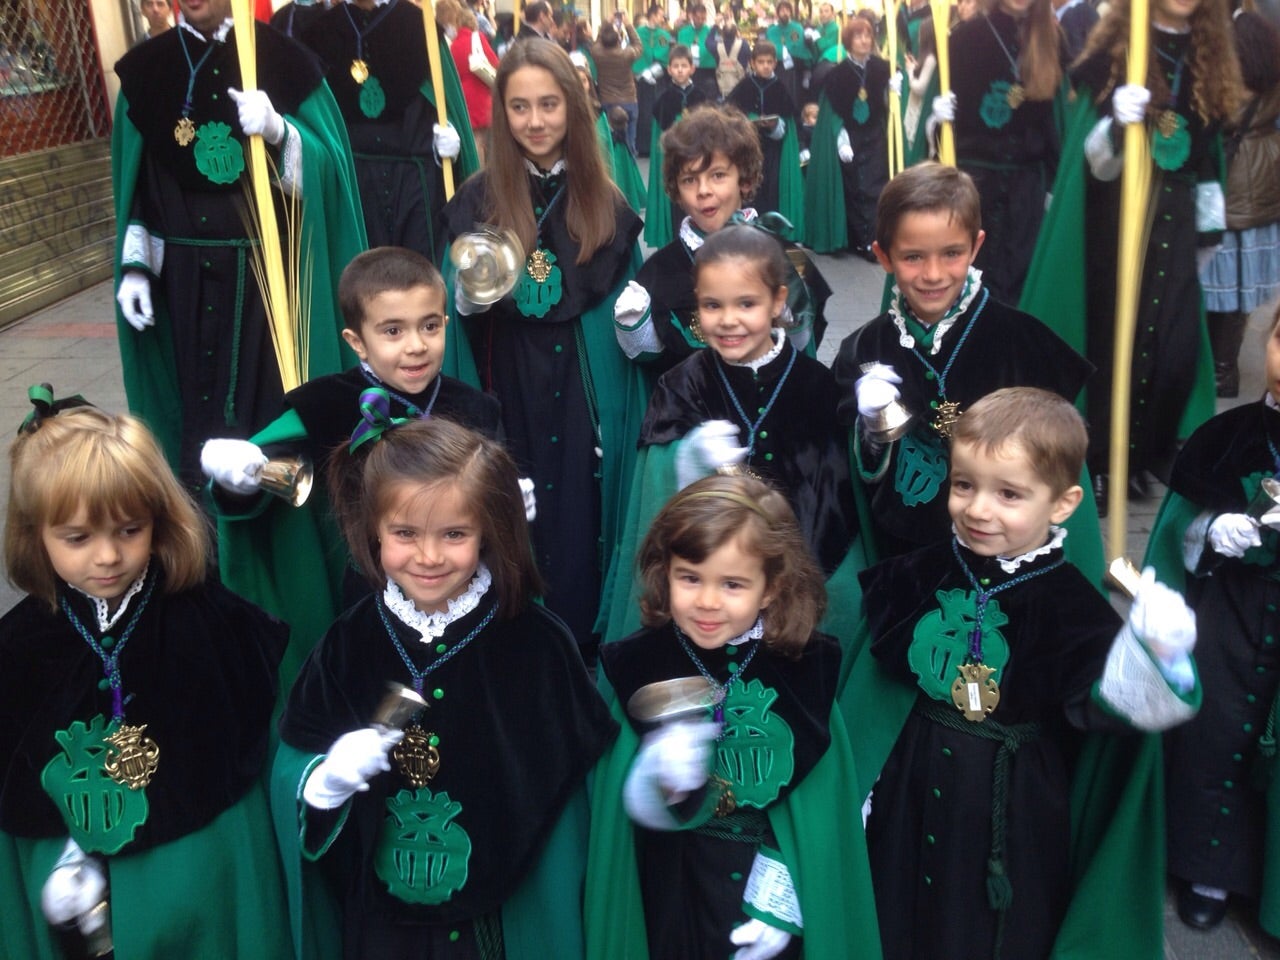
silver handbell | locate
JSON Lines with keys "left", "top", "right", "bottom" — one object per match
{"left": 1247, "top": 477, "right": 1280, "bottom": 526}
{"left": 859, "top": 362, "right": 914, "bottom": 444}
{"left": 625, "top": 676, "right": 717, "bottom": 730}
{"left": 258, "top": 455, "right": 314, "bottom": 507}
{"left": 450, "top": 226, "right": 523, "bottom": 306}
{"left": 371, "top": 681, "right": 429, "bottom": 731}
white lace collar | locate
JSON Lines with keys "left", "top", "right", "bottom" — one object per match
{"left": 383, "top": 563, "right": 493, "bottom": 643}
{"left": 179, "top": 14, "right": 233, "bottom": 42}
{"left": 726, "top": 615, "right": 765, "bottom": 645}
{"left": 679, "top": 207, "right": 758, "bottom": 253}
{"left": 727, "top": 328, "right": 786, "bottom": 371}
{"left": 71, "top": 563, "right": 151, "bottom": 632}
{"left": 954, "top": 524, "right": 1068, "bottom": 573}
{"left": 523, "top": 157, "right": 567, "bottom": 178}
{"left": 888, "top": 265, "right": 984, "bottom": 356}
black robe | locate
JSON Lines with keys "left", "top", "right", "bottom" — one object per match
{"left": 279, "top": 593, "right": 617, "bottom": 957}
{"left": 443, "top": 170, "right": 642, "bottom": 649}
{"left": 1163, "top": 400, "right": 1280, "bottom": 896}
{"left": 861, "top": 539, "right": 1123, "bottom": 960}
{"left": 832, "top": 291, "right": 1092, "bottom": 557}
{"left": 726, "top": 75, "right": 797, "bottom": 217}
{"left": 950, "top": 10, "right": 1063, "bottom": 304}
{"left": 821, "top": 55, "right": 890, "bottom": 251}
{"left": 600, "top": 624, "right": 838, "bottom": 960}
{"left": 300, "top": 0, "right": 449, "bottom": 259}
{"left": 641, "top": 341, "right": 857, "bottom": 576}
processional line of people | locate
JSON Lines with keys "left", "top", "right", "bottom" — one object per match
{"left": 2, "top": 0, "right": 1280, "bottom": 956}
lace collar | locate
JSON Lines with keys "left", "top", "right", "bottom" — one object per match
{"left": 887, "top": 265, "right": 984, "bottom": 356}
{"left": 383, "top": 563, "right": 493, "bottom": 643}
{"left": 679, "top": 206, "right": 758, "bottom": 253}
{"left": 725, "top": 328, "right": 786, "bottom": 372}
{"left": 523, "top": 157, "right": 567, "bottom": 178}
{"left": 179, "top": 14, "right": 233, "bottom": 42}
{"left": 953, "top": 524, "right": 1068, "bottom": 574}
{"left": 70, "top": 563, "right": 151, "bottom": 633}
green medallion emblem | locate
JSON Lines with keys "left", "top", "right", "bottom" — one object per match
{"left": 359, "top": 74, "right": 387, "bottom": 119}
{"left": 41, "top": 714, "right": 149, "bottom": 855}
{"left": 193, "top": 121, "right": 246, "bottom": 185}
{"left": 979, "top": 81, "right": 1014, "bottom": 130}
{"left": 907, "top": 588, "right": 1010, "bottom": 702}
{"left": 374, "top": 788, "right": 472, "bottom": 904}
{"left": 852, "top": 97, "right": 870, "bottom": 125}
{"left": 715, "top": 679, "right": 794, "bottom": 808}
{"left": 1152, "top": 111, "right": 1191, "bottom": 171}
{"left": 514, "top": 249, "right": 563, "bottom": 318}
{"left": 895, "top": 427, "right": 948, "bottom": 507}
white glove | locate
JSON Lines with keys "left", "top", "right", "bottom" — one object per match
{"left": 228, "top": 87, "right": 285, "bottom": 146}
{"left": 889, "top": 70, "right": 903, "bottom": 98}
{"left": 116, "top": 270, "right": 154, "bottom": 332}
{"left": 676, "top": 420, "right": 749, "bottom": 490}
{"left": 41, "top": 839, "right": 107, "bottom": 927}
{"left": 1207, "top": 512, "right": 1262, "bottom": 558}
{"left": 648, "top": 62, "right": 665, "bottom": 80}
{"left": 201, "top": 438, "right": 268, "bottom": 495}
{"left": 454, "top": 278, "right": 482, "bottom": 316}
{"left": 302, "top": 727, "right": 404, "bottom": 810}
{"left": 1128, "top": 566, "right": 1197, "bottom": 661}
{"left": 855, "top": 363, "right": 902, "bottom": 417}
{"left": 731, "top": 919, "right": 793, "bottom": 960}
{"left": 640, "top": 66, "right": 658, "bottom": 84}
{"left": 1112, "top": 83, "right": 1150, "bottom": 126}
{"left": 836, "top": 127, "right": 853, "bottom": 163}
{"left": 518, "top": 476, "right": 537, "bottom": 522}
{"left": 799, "top": 148, "right": 811, "bottom": 164}
{"left": 804, "top": 26, "right": 819, "bottom": 40}
{"left": 931, "top": 90, "right": 956, "bottom": 123}
{"left": 614, "top": 279, "right": 652, "bottom": 326}
{"left": 768, "top": 116, "right": 786, "bottom": 141}
{"left": 433, "top": 122, "right": 462, "bottom": 160}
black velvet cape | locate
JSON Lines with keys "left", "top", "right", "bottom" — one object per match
{"left": 821, "top": 55, "right": 890, "bottom": 251}
{"left": 726, "top": 75, "right": 797, "bottom": 217}
{"left": 279, "top": 593, "right": 617, "bottom": 931}
{"left": 641, "top": 341, "right": 857, "bottom": 575}
{"left": 832, "top": 293, "right": 1092, "bottom": 556}
{"left": 0, "top": 571, "right": 286, "bottom": 849}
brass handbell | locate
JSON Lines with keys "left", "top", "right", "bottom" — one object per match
{"left": 258, "top": 455, "right": 314, "bottom": 507}
{"left": 450, "top": 226, "right": 523, "bottom": 306}
{"left": 372, "top": 682, "right": 428, "bottom": 731}
{"left": 859, "top": 362, "right": 914, "bottom": 443}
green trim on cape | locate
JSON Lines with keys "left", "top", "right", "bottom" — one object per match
{"left": 644, "top": 119, "right": 674, "bottom": 249}
{"left": 802, "top": 92, "right": 847, "bottom": 253}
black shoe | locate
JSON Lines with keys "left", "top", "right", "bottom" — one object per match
{"left": 1093, "top": 473, "right": 1108, "bottom": 518}
{"left": 1128, "top": 471, "right": 1151, "bottom": 501}
{"left": 1216, "top": 361, "right": 1240, "bottom": 398}
{"left": 1177, "top": 883, "right": 1228, "bottom": 931}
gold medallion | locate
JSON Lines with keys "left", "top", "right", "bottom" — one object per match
{"left": 950, "top": 662, "right": 1000, "bottom": 722}
{"left": 526, "top": 248, "right": 553, "bottom": 284}
{"left": 711, "top": 775, "right": 737, "bottom": 817}
{"left": 393, "top": 723, "right": 441, "bottom": 789}
{"left": 858, "top": 87, "right": 868, "bottom": 102}
{"left": 1157, "top": 109, "right": 1179, "bottom": 139}
{"left": 1006, "top": 82, "right": 1025, "bottom": 109}
{"left": 174, "top": 116, "right": 196, "bottom": 147}
{"left": 351, "top": 58, "right": 370, "bottom": 84}
{"left": 931, "top": 400, "right": 962, "bottom": 438}
{"left": 102, "top": 723, "right": 160, "bottom": 789}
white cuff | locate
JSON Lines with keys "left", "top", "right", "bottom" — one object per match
{"left": 742, "top": 847, "right": 803, "bottom": 935}
{"left": 1182, "top": 510, "right": 1214, "bottom": 572}
{"left": 277, "top": 119, "right": 303, "bottom": 195}
{"left": 1196, "top": 181, "right": 1226, "bottom": 233}
{"left": 121, "top": 222, "right": 164, "bottom": 275}
{"left": 1097, "top": 622, "right": 1199, "bottom": 732}
{"left": 1084, "top": 116, "right": 1123, "bottom": 182}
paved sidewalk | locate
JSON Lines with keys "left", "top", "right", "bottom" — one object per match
{"left": 1, "top": 266, "right": 1278, "bottom": 957}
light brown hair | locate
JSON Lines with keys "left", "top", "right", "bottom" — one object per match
{"left": 875, "top": 161, "right": 982, "bottom": 251}
{"left": 5, "top": 406, "right": 208, "bottom": 610}
{"left": 637, "top": 475, "right": 825, "bottom": 656}
{"left": 951, "top": 387, "right": 1087, "bottom": 495}
{"left": 661, "top": 103, "right": 763, "bottom": 203}
{"left": 979, "top": 0, "right": 1061, "bottom": 100}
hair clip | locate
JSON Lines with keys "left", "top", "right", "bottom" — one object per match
{"left": 18, "top": 383, "right": 94, "bottom": 436}
{"left": 728, "top": 210, "right": 794, "bottom": 240}
{"left": 349, "top": 388, "right": 411, "bottom": 452}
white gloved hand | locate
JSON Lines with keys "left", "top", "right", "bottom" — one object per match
{"left": 201, "top": 438, "right": 268, "bottom": 495}
{"left": 1128, "top": 566, "right": 1197, "bottom": 660}
{"left": 931, "top": 90, "right": 957, "bottom": 123}
{"left": 614, "top": 279, "right": 652, "bottom": 326}
{"left": 41, "top": 839, "right": 107, "bottom": 927}
{"left": 228, "top": 87, "right": 286, "bottom": 145}
{"left": 637, "top": 720, "right": 721, "bottom": 796}
{"left": 837, "top": 139, "right": 854, "bottom": 163}
{"left": 889, "top": 70, "right": 903, "bottom": 98}
{"left": 855, "top": 363, "right": 902, "bottom": 417}
{"left": 798, "top": 148, "right": 811, "bottom": 164}
{"left": 768, "top": 116, "right": 786, "bottom": 140}
{"left": 676, "top": 420, "right": 749, "bottom": 489}
{"left": 116, "top": 271, "right": 155, "bottom": 332}
{"left": 454, "top": 278, "right": 482, "bottom": 316}
{"left": 649, "top": 62, "right": 665, "bottom": 80}
{"left": 640, "top": 66, "right": 658, "bottom": 84}
{"left": 804, "top": 26, "right": 819, "bottom": 40}
{"left": 1111, "top": 83, "right": 1150, "bottom": 126}
{"left": 1207, "top": 512, "right": 1261, "bottom": 558}
{"left": 518, "top": 476, "right": 537, "bottom": 522}
{"left": 303, "top": 727, "right": 404, "bottom": 810}
{"left": 433, "top": 122, "right": 462, "bottom": 160}
{"left": 731, "top": 919, "right": 793, "bottom": 960}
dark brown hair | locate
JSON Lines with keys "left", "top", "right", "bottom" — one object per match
{"left": 477, "top": 39, "right": 621, "bottom": 264}
{"left": 338, "top": 246, "right": 445, "bottom": 332}
{"left": 751, "top": 39, "right": 778, "bottom": 60}
{"left": 875, "top": 161, "right": 982, "bottom": 252}
{"left": 637, "top": 475, "right": 825, "bottom": 656}
{"left": 661, "top": 103, "right": 763, "bottom": 203}
{"left": 951, "top": 387, "right": 1087, "bottom": 495}
{"left": 693, "top": 223, "right": 790, "bottom": 306}
{"left": 6, "top": 407, "right": 208, "bottom": 609}
{"left": 329, "top": 418, "right": 543, "bottom": 619}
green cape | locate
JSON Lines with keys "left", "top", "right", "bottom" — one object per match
{"left": 801, "top": 92, "right": 848, "bottom": 253}
{"left": 644, "top": 118, "right": 675, "bottom": 249}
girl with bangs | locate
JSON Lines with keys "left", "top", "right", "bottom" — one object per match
{"left": 0, "top": 391, "right": 291, "bottom": 959}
